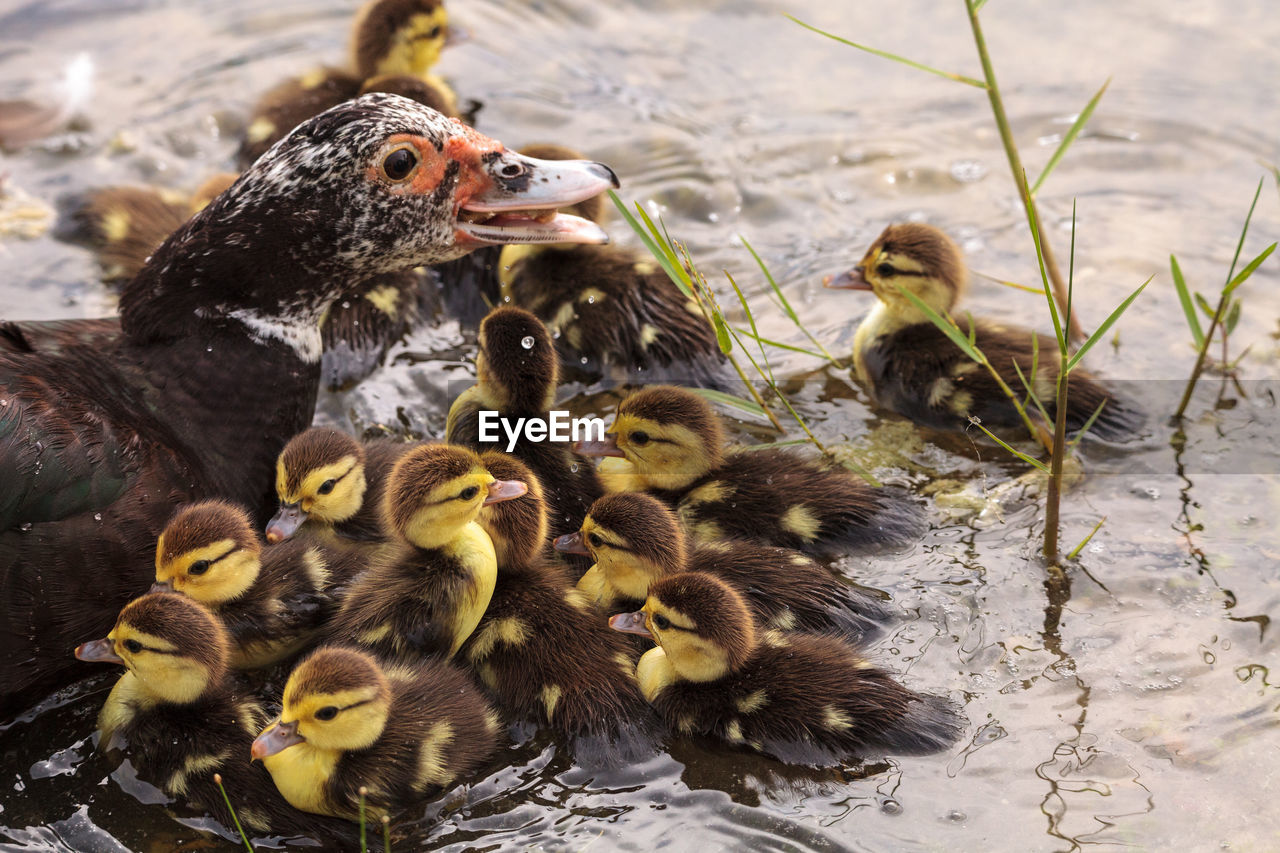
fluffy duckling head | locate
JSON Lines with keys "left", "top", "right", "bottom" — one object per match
{"left": 359, "top": 73, "right": 457, "bottom": 117}
{"left": 252, "top": 647, "right": 391, "bottom": 761}
{"left": 476, "top": 451, "right": 548, "bottom": 566}
{"left": 575, "top": 386, "right": 724, "bottom": 491}
{"left": 154, "top": 500, "right": 262, "bottom": 605}
{"left": 75, "top": 592, "right": 230, "bottom": 706}
{"left": 350, "top": 0, "right": 454, "bottom": 80}
{"left": 268, "top": 428, "right": 369, "bottom": 542}
{"left": 610, "top": 571, "right": 756, "bottom": 685}
{"left": 474, "top": 307, "right": 559, "bottom": 413}
{"left": 826, "top": 223, "right": 967, "bottom": 319}
{"left": 383, "top": 444, "right": 527, "bottom": 550}
{"left": 556, "top": 493, "right": 686, "bottom": 602}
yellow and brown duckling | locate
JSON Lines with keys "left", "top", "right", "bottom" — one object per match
{"left": 325, "top": 444, "right": 526, "bottom": 662}
{"left": 493, "top": 143, "right": 723, "bottom": 381}
{"left": 154, "top": 499, "right": 364, "bottom": 669}
{"left": 610, "top": 572, "right": 962, "bottom": 765}
{"left": 558, "top": 492, "right": 891, "bottom": 643}
{"left": 238, "top": 0, "right": 458, "bottom": 168}
{"left": 446, "top": 307, "right": 604, "bottom": 544}
{"left": 826, "top": 222, "right": 1141, "bottom": 440}
{"left": 576, "top": 385, "right": 923, "bottom": 556}
{"left": 251, "top": 645, "right": 502, "bottom": 821}
{"left": 460, "top": 452, "right": 659, "bottom": 759}
{"left": 74, "top": 593, "right": 351, "bottom": 842}
{"left": 268, "top": 427, "right": 418, "bottom": 544}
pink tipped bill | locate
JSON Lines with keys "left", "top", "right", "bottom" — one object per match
{"left": 553, "top": 531, "right": 591, "bottom": 556}
{"left": 573, "top": 434, "right": 624, "bottom": 458}
{"left": 251, "top": 719, "right": 304, "bottom": 761}
{"left": 74, "top": 638, "right": 123, "bottom": 664}
{"left": 608, "top": 610, "right": 652, "bottom": 639}
{"left": 484, "top": 479, "right": 528, "bottom": 505}
{"left": 823, "top": 266, "right": 873, "bottom": 291}
{"left": 265, "top": 503, "right": 307, "bottom": 543}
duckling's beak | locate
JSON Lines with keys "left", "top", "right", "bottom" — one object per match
{"left": 149, "top": 580, "right": 174, "bottom": 594}
{"left": 573, "top": 434, "right": 624, "bottom": 458}
{"left": 251, "top": 719, "right": 304, "bottom": 760}
{"left": 265, "top": 503, "right": 306, "bottom": 543}
{"left": 444, "top": 23, "right": 470, "bottom": 47}
{"left": 74, "top": 638, "right": 124, "bottom": 664}
{"left": 484, "top": 479, "right": 528, "bottom": 505}
{"left": 608, "top": 611, "right": 652, "bottom": 639}
{"left": 553, "top": 531, "right": 591, "bottom": 556}
{"left": 823, "top": 265, "right": 873, "bottom": 291}
{"left": 455, "top": 150, "right": 618, "bottom": 248}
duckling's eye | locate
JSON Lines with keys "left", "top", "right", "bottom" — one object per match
{"left": 652, "top": 614, "right": 671, "bottom": 630}
{"left": 459, "top": 486, "right": 480, "bottom": 501}
{"left": 428, "top": 25, "right": 442, "bottom": 39}
{"left": 188, "top": 559, "right": 211, "bottom": 576}
{"left": 587, "top": 532, "right": 603, "bottom": 548}
{"left": 317, "top": 479, "right": 337, "bottom": 496}
{"left": 875, "top": 262, "right": 896, "bottom": 278}
{"left": 314, "top": 706, "right": 340, "bottom": 722}
{"left": 123, "top": 639, "right": 143, "bottom": 654}
{"left": 381, "top": 146, "right": 418, "bottom": 182}
{"left": 629, "top": 431, "right": 650, "bottom": 446}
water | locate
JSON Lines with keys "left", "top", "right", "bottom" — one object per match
{"left": 2, "top": 0, "right": 1279, "bottom": 850}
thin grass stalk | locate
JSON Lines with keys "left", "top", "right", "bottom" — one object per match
{"left": 358, "top": 786, "right": 368, "bottom": 853}
{"left": 964, "top": 1, "right": 1084, "bottom": 342}
{"left": 382, "top": 815, "right": 392, "bottom": 853}
{"left": 1067, "top": 516, "right": 1107, "bottom": 560}
{"left": 212, "top": 773, "right": 254, "bottom": 853}
{"left": 1044, "top": 362, "right": 1069, "bottom": 563}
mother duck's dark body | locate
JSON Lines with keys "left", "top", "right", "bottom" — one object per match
{"left": 0, "top": 93, "right": 616, "bottom": 719}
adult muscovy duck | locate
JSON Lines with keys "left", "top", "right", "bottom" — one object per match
{"left": 0, "top": 92, "right": 617, "bottom": 719}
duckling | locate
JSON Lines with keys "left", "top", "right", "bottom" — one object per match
{"left": 267, "top": 427, "right": 417, "bottom": 544}
{"left": 238, "top": 0, "right": 457, "bottom": 168}
{"left": 575, "top": 385, "right": 923, "bottom": 556}
{"left": 154, "top": 499, "right": 364, "bottom": 668}
{"left": 73, "top": 592, "right": 351, "bottom": 842}
{"left": 446, "top": 307, "right": 604, "bottom": 542}
{"left": 826, "top": 222, "right": 1141, "bottom": 439}
{"left": 493, "top": 144, "right": 723, "bottom": 381}
{"left": 251, "top": 645, "right": 502, "bottom": 821}
{"left": 459, "top": 451, "right": 659, "bottom": 758}
{"left": 0, "top": 93, "right": 618, "bottom": 717}
{"left": 557, "top": 492, "right": 890, "bottom": 643}
{"left": 610, "top": 572, "right": 962, "bottom": 765}
{"left": 326, "top": 444, "right": 526, "bottom": 662}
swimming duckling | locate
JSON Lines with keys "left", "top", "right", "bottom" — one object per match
{"left": 576, "top": 385, "right": 923, "bottom": 556}
{"left": 610, "top": 572, "right": 962, "bottom": 765}
{"left": 74, "top": 592, "right": 350, "bottom": 842}
{"left": 238, "top": 0, "right": 458, "bottom": 168}
{"left": 494, "top": 144, "right": 723, "bottom": 381}
{"left": 446, "top": 306, "right": 604, "bottom": 542}
{"left": 326, "top": 444, "right": 526, "bottom": 662}
{"left": 267, "top": 427, "right": 417, "bottom": 544}
{"left": 460, "top": 451, "right": 658, "bottom": 758}
{"left": 251, "top": 645, "right": 502, "bottom": 821}
{"left": 154, "top": 499, "right": 364, "bottom": 668}
{"left": 558, "top": 492, "right": 890, "bottom": 642}
{"left": 826, "top": 222, "right": 1140, "bottom": 439}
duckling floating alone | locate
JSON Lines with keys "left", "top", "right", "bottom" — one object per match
{"left": 0, "top": 93, "right": 618, "bottom": 717}
{"left": 611, "top": 572, "right": 963, "bottom": 765}
{"left": 558, "top": 492, "right": 891, "bottom": 643}
{"left": 251, "top": 645, "right": 502, "bottom": 821}
{"left": 326, "top": 444, "right": 526, "bottom": 662}
{"left": 576, "top": 385, "right": 924, "bottom": 556}
{"left": 461, "top": 452, "right": 659, "bottom": 759}
{"left": 826, "top": 223, "right": 1141, "bottom": 439}
{"left": 154, "top": 499, "right": 364, "bottom": 668}
{"left": 447, "top": 307, "right": 604, "bottom": 542}
{"left": 237, "top": 0, "right": 459, "bottom": 168}
{"left": 74, "top": 592, "right": 352, "bottom": 843}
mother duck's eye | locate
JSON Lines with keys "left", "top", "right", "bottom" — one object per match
{"left": 460, "top": 486, "right": 480, "bottom": 501}
{"left": 188, "top": 559, "right": 211, "bottom": 576}
{"left": 629, "top": 431, "right": 650, "bottom": 446}
{"left": 317, "top": 479, "right": 337, "bottom": 496}
{"left": 314, "top": 706, "right": 339, "bottom": 722}
{"left": 381, "top": 146, "right": 418, "bottom": 182}
{"left": 123, "top": 639, "right": 143, "bottom": 654}
{"left": 875, "top": 262, "right": 896, "bottom": 278}
{"left": 652, "top": 614, "right": 671, "bottom": 630}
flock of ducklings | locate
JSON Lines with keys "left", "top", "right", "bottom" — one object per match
{"left": 44, "top": 0, "right": 1139, "bottom": 845}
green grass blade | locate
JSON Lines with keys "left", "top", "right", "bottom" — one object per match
{"left": 972, "top": 269, "right": 1047, "bottom": 295}
{"left": 970, "top": 0, "right": 990, "bottom": 12}
{"left": 740, "top": 234, "right": 838, "bottom": 362}
{"left": 1067, "top": 516, "right": 1107, "bottom": 559}
{"left": 1222, "top": 242, "right": 1277, "bottom": 296}
{"left": 1030, "top": 78, "right": 1110, "bottom": 196}
{"left": 726, "top": 270, "right": 774, "bottom": 383}
{"left": 688, "top": 386, "right": 768, "bottom": 419}
{"left": 1222, "top": 178, "right": 1265, "bottom": 287}
{"left": 1019, "top": 173, "right": 1065, "bottom": 347}
{"left": 1011, "top": 352, "right": 1052, "bottom": 424}
{"left": 382, "top": 816, "right": 392, "bottom": 853}
{"left": 895, "top": 286, "right": 986, "bottom": 362}
{"left": 1068, "top": 398, "right": 1108, "bottom": 448}
{"left": 969, "top": 418, "right": 1050, "bottom": 471}
{"left": 358, "top": 786, "right": 368, "bottom": 853}
{"left": 1225, "top": 299, "right": 1242, "bottom": 335}
{"left": 732, "top": 326, "right": 827, "bottom": 358}
{"left": 608, "top": 192, "right": 693, "bottom": 298}
{"left": 1065, "top": 275, "right": 1151, "bottom": 372}
{"left": 1193, "top": 292, "right": 1214, "bottom": 317}
{"left": 212, "top": 774, "right": 255, "bottom": 853}
{"left": 738, "top": 438, "right": 814, "bottom": 451}
{"left": 786, "top": 15, "right": 987, "bottom": 89}
{"left": 1170, "top": 255, "right": 1204, "bottom": 347}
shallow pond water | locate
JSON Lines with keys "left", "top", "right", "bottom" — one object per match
{"left": 2, "top": 0, "right": 1279, "bottom": 850}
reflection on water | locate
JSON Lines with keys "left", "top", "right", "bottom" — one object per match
{"left": 2, "top": 0, "right": 1280, "bottom": 849}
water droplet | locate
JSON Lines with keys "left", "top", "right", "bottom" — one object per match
{"left": 586, "top": 295, "right": 595, "bottom": 304}
{"left": 205, "top": 345, "right": 213, "bottom": 353}
{"left": 93, "top": 513, "right": 102, "bottom": 522}
{"left": 521, "top": 336, "right": 535, "bottom": 350}
{"left": 20, "top": 523, "right": 32, "bottom": 532}
{"left": 945, "top": 809, "right": 966, "bottom": 823}
{"left": 580, "top": 357, "right": 588, "bottom": 365}
{"left": 569, "top": 463, "right": 579, "bottom": 473}
{"left": 949, "top": 159, "right": 988, "bottom": 182}
{"left": 880, "top": 797, "right": 903, "bottom": 816}
{"left": 341, "top": 301, "right": 351, "bottom": 309}
{"left": 0, "top": 398, "right": 7, "bottom": 406}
